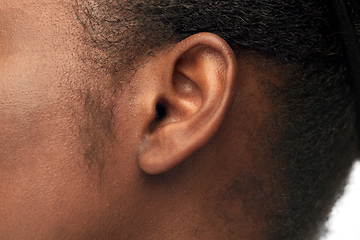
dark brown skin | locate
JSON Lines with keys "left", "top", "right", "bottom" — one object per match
{"left": 0, "top": 1, "right": 278, "bottom": 239}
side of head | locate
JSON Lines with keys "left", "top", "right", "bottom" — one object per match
{"left": 77, "top": 0, "right": 358, "bottom": 238}
{"left": 0, "top": 0, "right": 357, "bottom": 239}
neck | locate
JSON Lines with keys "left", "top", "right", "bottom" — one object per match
{"left": 128, "top": 169, "right": 268, "bottom": 240}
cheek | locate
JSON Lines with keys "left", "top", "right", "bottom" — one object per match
{"left": 0, "top": 68, "right": 115, "bottom": 238}
{"left": 0, "top": 134, "right": 102, "bottom": 237}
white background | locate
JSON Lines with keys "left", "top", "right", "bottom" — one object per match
{"left": 321, "top": 161, "right": 360, "bottom": 240}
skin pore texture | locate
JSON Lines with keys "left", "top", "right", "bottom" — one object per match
{"left": 0, "top": 0, "right": 357, "bottom": 240}
{"left": 0, "top": 1, "right": 280, "bottom": 239}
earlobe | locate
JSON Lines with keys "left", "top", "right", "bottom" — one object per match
{"left": 138, "top": 33, "right": 238, "bottom": 175}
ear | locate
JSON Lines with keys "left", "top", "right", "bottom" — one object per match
{"left": 137, "top": 33, "right": 238, "bottom": 175}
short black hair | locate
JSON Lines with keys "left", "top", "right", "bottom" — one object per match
{"left": 75, "top": 0, "right": 358, "bottom": 239}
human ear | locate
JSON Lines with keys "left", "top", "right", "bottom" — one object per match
{"left": 137, "top": 32, "right": 238, "bottom": 175}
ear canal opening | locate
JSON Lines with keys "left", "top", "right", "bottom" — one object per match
{"left": 154, "top": 103, "right": 167, "bottom": 122}
{"left": 150, "top": 103, "right": 167, "bottom": 133}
